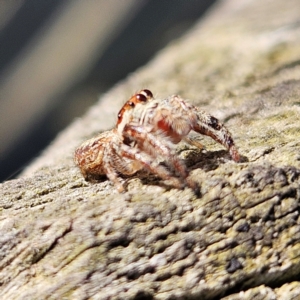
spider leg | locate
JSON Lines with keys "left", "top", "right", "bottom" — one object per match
{"left": 148, "top": 96, "right": 239, "bottom": 162}
{"left": 191, "top": 107, "right": 240, "bottom": 162}
{"left": 114, "top": 141, "right": 186, "bottom": 190}
{"left": 122, "top": 124, "right": 198, "bottom": 191}
{"left": 103, "top": 161, "right": 126, "bottom": 193}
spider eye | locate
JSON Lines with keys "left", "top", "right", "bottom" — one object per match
{"left": 128, "top": 101, "right": 135, "bottom": 107}
{"left": 118, "top": 113, "right": 121, "bottom": 119}
{"left": 142, "top": 89, "right": 153, "bottom": 99}
{"left": 136, "top": 94, "right": 147, "bottom": 102}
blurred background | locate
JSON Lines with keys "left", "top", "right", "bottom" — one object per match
{"left": 0, "top": 0, "right": 217, "bottom": 182}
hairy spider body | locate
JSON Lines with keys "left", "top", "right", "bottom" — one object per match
{"left": 74, "top": 128, "right": 185, "bottom": 192}
{"left": 75, "top": 89, "right": 240, "bottom": 192}
{"left": 117, "top": 91, "right": 240, "bottom": 162}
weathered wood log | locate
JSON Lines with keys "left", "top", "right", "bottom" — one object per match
{"left": 1, "top": 0, "right": 300, "bottom": 299}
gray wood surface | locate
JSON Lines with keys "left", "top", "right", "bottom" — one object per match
{"left": 1, "top": 0, "right": 300, "bottom": 299}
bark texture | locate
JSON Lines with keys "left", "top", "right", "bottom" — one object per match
{"left": 1, "top": 0, "right": 300, "bottom": 299}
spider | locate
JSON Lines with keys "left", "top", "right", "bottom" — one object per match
{"left": 74, "top": 89, "right": 240, "bottom": 192}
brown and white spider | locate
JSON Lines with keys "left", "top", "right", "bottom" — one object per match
{"left": 74, "top": 89, "right": 240, "bottom": 192}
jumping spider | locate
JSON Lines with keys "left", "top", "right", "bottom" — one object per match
{"left": 74, "top": 89, "right": 240, "bottom": 192}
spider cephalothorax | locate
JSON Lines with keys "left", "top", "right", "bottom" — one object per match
{"left": 75, "top": 89, "right": 240, "bottom": 192}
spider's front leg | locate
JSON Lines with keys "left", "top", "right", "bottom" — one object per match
{"left": 149, "top": 95, "right": 240, "bottom": 162}
{"left": 122, "top": 123, "right": 198, "bottom": 191}
{"left": 190, "top": 106, "right": 240, "bottom": 162}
